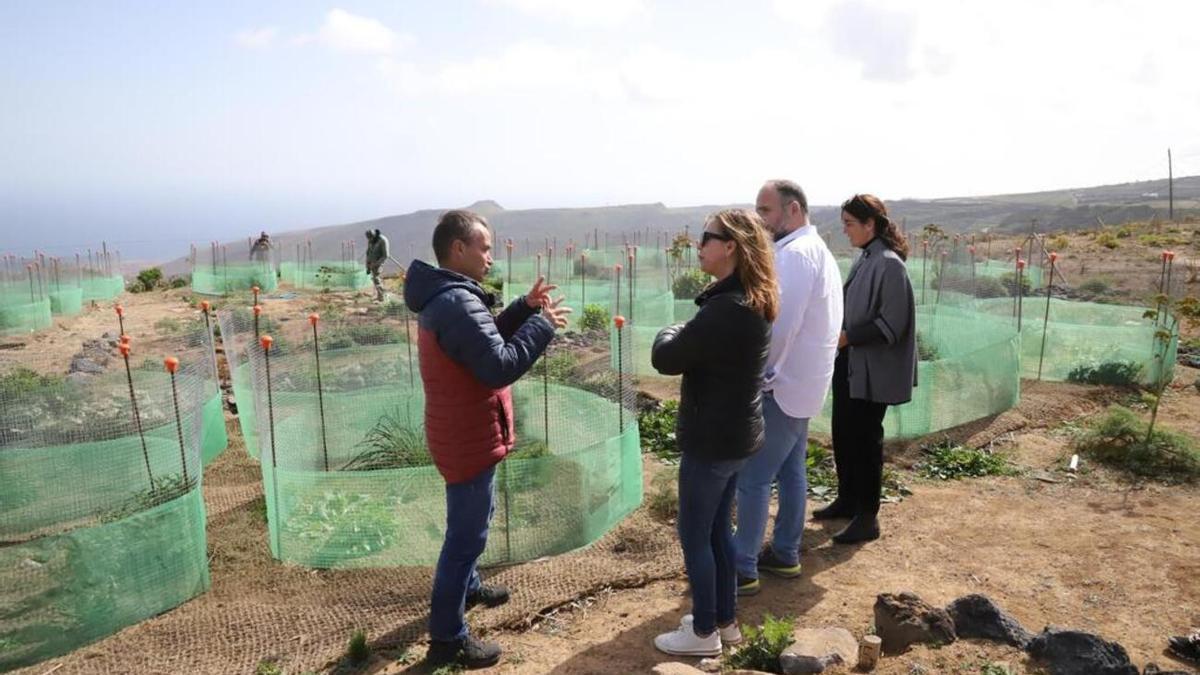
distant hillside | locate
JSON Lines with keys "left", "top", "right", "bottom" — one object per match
{"left": 161, "top": 175, "right": 1200, "bottom": 275}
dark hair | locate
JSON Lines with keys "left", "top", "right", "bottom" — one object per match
{"left": 767, "top": 179, "right": 808, "bottom": 215}
{"left": 433, "top": 210, "right": 486, "bottom": 264}
{"left": 841, "top": 194, "right": 909, "bottom": 261}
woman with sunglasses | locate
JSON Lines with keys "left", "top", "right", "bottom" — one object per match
{"left": 814, "top": 194, "right": 916, "bottom": 543}
{"left": 650, "top": 209, "right": 779, "bottom": 656}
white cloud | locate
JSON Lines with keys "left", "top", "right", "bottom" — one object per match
{"left": 486, "top": 0, "right": 648, "bottom": 27}
{"left": 234, "top": 27, "right": 278, "bottom": 50}
{"left": 318, "top": 8, "right": 409, "bottom": 55}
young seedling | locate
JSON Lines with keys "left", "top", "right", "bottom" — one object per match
{"left": 614, "top": 315, "right": 626, "bottom": 433}
{"left": 1037, "top": 252, "right": 1059, "bottom": 380}
{"left": 309, "top": 313, "right": 330, "bottom": 471}
{"left": 120, "top": 339, "right": 154, "bottom": 489}
{"left": 164, "top": 356, "right": 189, "bottom": 485}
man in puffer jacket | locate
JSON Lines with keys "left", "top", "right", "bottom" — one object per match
{"left": 404, "top": 209, "right": 569, "bottom": 670}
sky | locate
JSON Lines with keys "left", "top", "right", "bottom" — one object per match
{"left": 2, "top": 0, "right": 1200, "bottom": 261}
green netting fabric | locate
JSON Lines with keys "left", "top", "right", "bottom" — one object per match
{"left": 48, "top": 287, "right": 83, "bottom": 316}
{"left": 79, "top": 274, "right": 125, "bottom": 302}
{"left": 0, "top": 489, "right": 209, "bottom": 671}
{"left": 973, "top": 297, "right": 1177, "bottom": 385}
{"left": 0, "top": 297, "right": 52, "bottom": 336}
{"left": 192, "top": 263, "right": 279, "bottom": 296}
{"left": 810, "top": 306, "right": 1021, "bottom": 438}
{"left": 0, "top": 316, "right": 218, "bottom": 668}
{"left": 280, "top": 261, "right": 372, "bottom": 291}
{"left": 221, "top": 306, "right": 642, "bottom": 569}
{"left": 201, "top": 392, "right": 228, "bottom": 466}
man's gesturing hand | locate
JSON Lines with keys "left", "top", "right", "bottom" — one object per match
{"left": 543, "top": 296, "right": 572, "bottom": 330}
{"left": 526, "top": 276, "right": 559, "bottom": 309}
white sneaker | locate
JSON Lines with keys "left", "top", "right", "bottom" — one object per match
{"left": 682, "top": 614, "right": 743, "bottom": 645}
{"left": 654, "top": 616, "right": 723, "bottom": 656}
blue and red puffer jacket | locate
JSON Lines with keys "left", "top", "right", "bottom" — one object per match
{"left": 403, "top": 260, "right": 554, "bottom": 484}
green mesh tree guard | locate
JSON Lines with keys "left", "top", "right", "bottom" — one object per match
{"left": 48, "top": 287, "right": 84, "bottom": 316}
{"left": 809, "top": 306, "right": 1022, "bottom": 438}
{"left": 280, "top": 261, "right": 372, "bottom": 291}
{"left": 0, "top": 321, "right": 214, "bottom": 668}
{"left": 79, "top": 274, "right": 126, "bottom": 302}
{"left": 973, "top": 297, "right": 1177, "bottom": 385}
{"left": 0, "top": 297, "right": 52, "bottom": 336}
{"left": 192, "top": 263, "right": 278, "bottom": 296}
{"left": 221, "top": 305, "right": 642, "bottom": 569}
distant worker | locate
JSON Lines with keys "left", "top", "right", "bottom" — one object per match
{"left": 365, "top": 228, "right": 390, "bottom": 302}
{"left": 249, "top": 231, "right": 272, "bottom": 264}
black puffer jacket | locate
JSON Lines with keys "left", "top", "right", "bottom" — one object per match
{"left": 651, "top": 274, "right": 771, "bottom": 461}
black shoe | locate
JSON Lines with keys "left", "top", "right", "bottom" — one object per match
{"left": 426, "top": 634, "right": 502, "bottom": 669}
{"left": 756, "top": 548, "right": 802, "bottom": 578}
{"left": 466, "top": 583, "right": 510, "bottom": 609}
{"left": 1168, "top": 632, "right": 1200, "bottom": 664}
{"left": 736, "top": 574, "right": 761, "bottom": 596}
{"left": 811, "top": 498, "right": 856, "bottom": 521}
{"left": 831, "top": 514, "right": 880, "bottom": 544}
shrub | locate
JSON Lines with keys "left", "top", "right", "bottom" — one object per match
{"left": 1047, "top": 235, "right": 1070, "bottom": 251}
{"left": 647, "top": 467, "right": 678, "bottom": 521}
{"left": 543, "top": 352, "right": 579, "bottom": 383}
{"left": 915, "top": 442, "right": 1015, "bottom": 480}
{"left": 1078, "top": 277, "right": 1112, "bottom": 296}
{"left": 168, "top": 275, "right": 189, "bottom": 289}
{"left": 154, "top": 317, "right": 185, "bottom": 335}
{"left": 726, "top": 614, "right": 796, "bottom": 673}
{"left": 999, "top": 271, "right": 1032, "bottom": 296}
{"left": 131, "top": 266, "right": 163, "bottom": 292}
{"left": 1066, "top": 360, "right": 1142, "bottom": 386}
{"left": 671, "top": 268, "right": 710, "bottom": 300}
{"left": 1074, "top": 406, "right": 1200, "bottom": 481}
{"left": 1096, "top": 231, "right": 1119, "bottom": 249}
{"left": 638, "top": 400, "right": 679, "bottom": 459}
{"left": 578, "top": 303, "right": 610, "bottom": 332}
{"left": 481, "top": 274, "right": 504, "bottom": 299}
{"left": 916, "top": 331, "right": 940, "bottom": 361}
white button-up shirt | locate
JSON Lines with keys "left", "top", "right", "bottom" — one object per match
{"left": 763, "top": 224, "right": 844, "bottom": 419}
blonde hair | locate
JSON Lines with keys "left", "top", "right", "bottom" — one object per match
{"left": 705, "top": 209, "right": 780, "bottom": 321}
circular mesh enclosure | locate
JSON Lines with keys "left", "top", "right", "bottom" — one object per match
{"left": 280, "top": 261, "right": 372, "bottom": 292}
{"left": 0, "top": 312, "right": 221, "bottom": 670}
{"left": 192, "top": 263, "right": 278, "bottom": 296}
{"left": 217, "top": 297, "right": 642, "bottom": 570}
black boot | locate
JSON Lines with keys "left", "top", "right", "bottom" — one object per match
{"left": 426, "top": 634, "right": 502, "bottom": 669}
{"left": 466, "top": 583, "right": 510, "bottom": 609}
{"left": 812, "top": 498, "right": 856, "bottom": 520}
{"left": 832, "top": 514, "right": 880, "bottom": 544}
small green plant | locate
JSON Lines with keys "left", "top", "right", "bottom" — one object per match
{"left": 999, "top": 271, "right": 1032, "bottom": 296}
{"left": 1047, "top": 235, "right": 1069, "bottom": 251}
{"left": 726, "top": 613, "right": 796, "bottom": 672}
{"left": 916, "top": 331, "right": 940, "bottom": 361}
{"left": 916, "top": 442, "right": 1015, "bottom": 480}
{"left": 100, "top": 474, "right": 197, "bottom": 523}
{"left": 430, "top": 664, "right": 465, "bottom": 675}
{"left": 1074, "top": 405, "right": 1200, "bottom": 481}
{"left": 342, "top": 407, "right": 431, "bottom": 470}
{"left": 1115, "top": 225, "right": 1133, "bottom": 238}
{"left": 154, "top": 316, "right": 185, "bottom": 335}
{"left": 979, "top": 663, "right": 1013, "bottom": 675}
{"left": 254, "top": 659, "right": 283, "bottom": 675}
{"left": 578, "top": 303, "right": 611, "bottom": 332}
{"left": 647, "top": 467, "right": 678, "bottom": 521}
{"left": 1096, "top": 231, "right": 1120, "bottom": 249}
{"left": 543, "top": 352, "right": 579, "bottom": 383}
{"left": 638, "top": 400, "right": 679, "bottom": 459}
{"left": 806, "top": 441, "right": 837, "bottom": 493}
{"left": 481, "top": 273, "right": 504, "bottom": 299}
{"left": 671, "top": 268, "right": 710, "bottom": 300}
{"left": 1078, "top": 277, "right": 1112, "bottom": 296}
{"left": 346, "top": 629, "right": 370, "bottom": 665}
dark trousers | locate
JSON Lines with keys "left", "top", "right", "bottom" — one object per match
{"left": 677, "top": 454, "right": 745, "bottom": 636}
{"left": 429, "top": 465, "right": 494, "bottom": 642}
{"left": 831, "top": 350, "right": 889, "bottom": 516}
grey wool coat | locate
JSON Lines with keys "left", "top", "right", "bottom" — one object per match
{"left": 842, "top": 237, "right": 918, "bottom": 405}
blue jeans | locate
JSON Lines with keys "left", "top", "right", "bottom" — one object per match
{"left": 429, "top": 464, "right": 495, "bottom": 642}
{"left": 677, "top": 454, "right": 746, "bottom": 636}
{"left": 734, "top": 393, "right": 810, "bottom": 578}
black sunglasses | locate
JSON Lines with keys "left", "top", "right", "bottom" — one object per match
{"left": 700, "top": 230, "right": 733, "bottom": 247}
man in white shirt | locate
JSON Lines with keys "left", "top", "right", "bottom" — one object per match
{"left": 735, "top": 180, "right": 844, "bottom": 595}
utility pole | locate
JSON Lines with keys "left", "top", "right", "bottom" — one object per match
{"left": 1168, "top": 147, "right": 1174, "bottom": 221}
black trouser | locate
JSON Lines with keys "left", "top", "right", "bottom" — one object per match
{"left": 831, "top": 350, "right": 889, "bottom": 516}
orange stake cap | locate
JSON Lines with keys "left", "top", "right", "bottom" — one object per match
{"left": 260, "top": 335, "right": 274, "bottom": 350}
{"left": 200, "top": 301, "right": 210, "bottom": 312}
{"left": 308, "top": 313, "right": 319, "bottom": 326}
{"left": 120, "top": 334, "right": 130, "bottom": 344}
{"left": 118, "top": 343, "right": 130, "bottom": 357}
{"left": 614, "top": 264, "right": 623, "bottom": 272}
{"left": 253, "top": 304, "right": 262, "bottom": 316}
{"left": 1049, "top": 252, "right": 1059, "bottom": 263}
{"left": 614, "top": 315, "right": 626, "bottom": 329}
{"left": 252, "top": 285, "right": 260, "bottom": 293}
{"left": 1017, "top": 259, "right": 1027, "bottom": 270}
{"left": 164, "top": 357, "right": 179, "bottom": 374}
{"left": 115, "top": 304, "right": 124, "bottom": 317}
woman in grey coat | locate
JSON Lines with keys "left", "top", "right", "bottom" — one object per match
{"left": 813, "top": 194, "right": 916, "bottom": 544}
